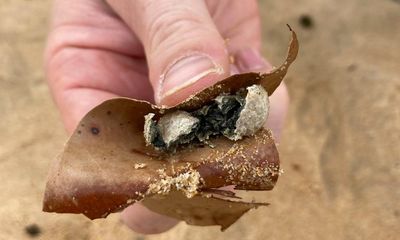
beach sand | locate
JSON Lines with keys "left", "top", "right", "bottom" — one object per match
{"left": 0, "top": 0, "right": 399, "bottom": 239}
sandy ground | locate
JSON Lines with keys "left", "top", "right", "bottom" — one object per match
{"left": 0, "top": 0, "right": 399, "bottom": 239}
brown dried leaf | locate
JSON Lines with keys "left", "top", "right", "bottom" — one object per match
{"left": 43, "top": 97, "right": 279, "bottom": 219}
{"left": 142, "top": 191, "right": 268, "bottom": 231}
{"left": 43, "top": 26, "right": 298, "bottom": 229}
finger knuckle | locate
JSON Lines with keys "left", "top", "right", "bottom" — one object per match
{"left": 146, "top": 7, "right": 205, "bottom": 52}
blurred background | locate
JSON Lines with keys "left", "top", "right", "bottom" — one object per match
{"left": 0, "top": 0, "right": 399, "bottom": 239}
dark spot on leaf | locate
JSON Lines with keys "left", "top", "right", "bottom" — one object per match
{"left": 131, "top": 148, "right": 140, "bottom": 153}
{"left": 80, "top": 124, "right": 85, "bottom": 127}
{"left": 91, "top": 127, "right": 100, "bottom": 135}
{"left": 291, "top": 163, "right": 301, "bottom": 171}
{"left": 77, "top": 130, "right": 82, "bottom": 134}
{"left": 193, "top": 214, "right": 203, "bottom": 220}
{"left": 107, "top": 110, "right": 112, "bottom": 115}
{"left": 119, "top": 123, "right": 124, "bottom": 126}
{"left": 131, "top": 148, "right": 160, "bottom": 158}
{"left": 299, "top": 14, "right": 313, "bottom": 29}
{"left": 25, "top": 224, "right": 41, "bottom": 237}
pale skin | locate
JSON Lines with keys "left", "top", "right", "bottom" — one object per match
{"left": 45, "top": 0, "right": 289, "bottom": 234}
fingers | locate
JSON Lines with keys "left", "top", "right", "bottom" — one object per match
{"left": 266, "top": 83, "right": 289, "bottom": 142}
{"left": 46, "top": 47, "right": 151, "bottom": 133}
{"left": 46, "top": 0, "right": 152, "bottom": 133}
{"left": 48, "top": 0, "right": 144, "bottom": 59}
{"left": 121, "top": 204, "right": 178, "bottom": 234}
{"left": 206, "top": 0, "right": 262, "bottom": 53}
{"left": 234, "top": 48, "right": 273, "bottom": 73}
{"left": 106, "top": 0, "right": 230, "bottom": 106}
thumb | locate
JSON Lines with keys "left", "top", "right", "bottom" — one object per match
{"left": 106, "top": 0, "right": 230, "bottom": 106}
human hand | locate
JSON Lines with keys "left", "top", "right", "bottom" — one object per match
{"left": 45, "top": 0, "right": 289, "bottom": 234}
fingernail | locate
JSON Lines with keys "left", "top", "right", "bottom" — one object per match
{"left": 235, "top": 48, "right": 272, "bottom": 72}
{"left": 158, "top": 53, "right": 223, "bottom": 103}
